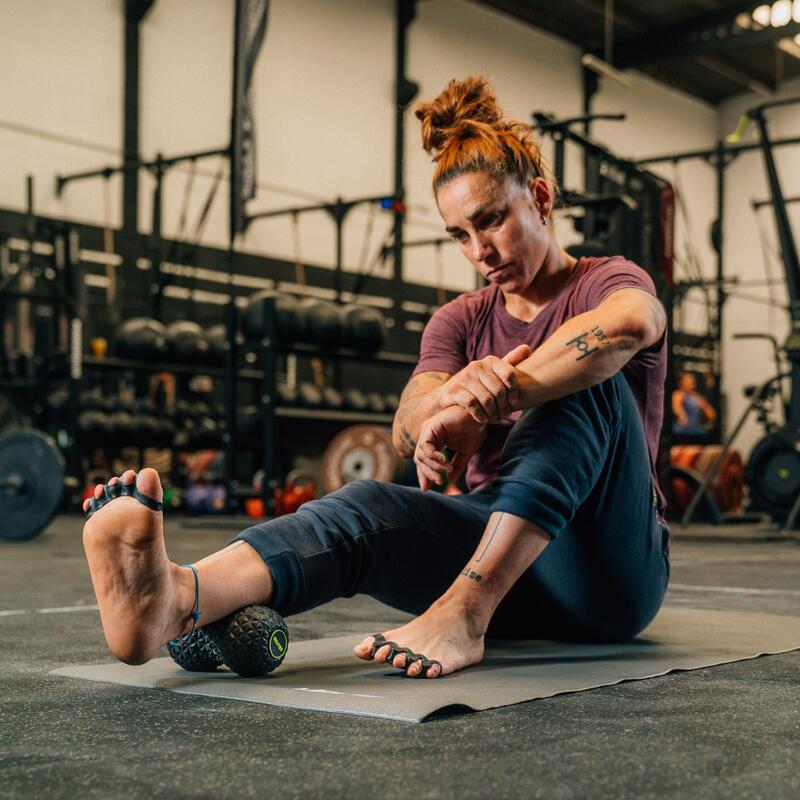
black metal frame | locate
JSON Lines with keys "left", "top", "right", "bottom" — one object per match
{"left": 0, "top": 180, "right": 85, "bottom": 483}
{"left": 0, "top": 204, "right": 459, "bottom": 507}
{"left": 245, "top": 193, "right": 403, "bottom": 303}
{"left": 633, "top": 98, "right": 800, "bottom": 526}
{"left": 635, "top": 113, "right": 800, "bottom": 438}
{"left": 0, "top": 0, "right": 433, "bottom": 515}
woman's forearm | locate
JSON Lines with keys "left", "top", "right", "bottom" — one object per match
{"left": 392, "top": 372, "right": 451, "bottom": 457}
{"left": 512, "top": 307, "right": 647, "bottom": 411}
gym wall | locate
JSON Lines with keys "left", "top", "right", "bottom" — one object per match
{"left": 718, "top": 76, "right": 800, "bottom": 456}
{"left": 0, "top": 0, "right": 123, "bottom": 224}
{"left": 0, "top": 0, "right": 717, "bottom": 296}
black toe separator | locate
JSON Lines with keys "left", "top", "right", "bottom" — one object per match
{"left": 85, "top": 473, "right": 164, "bottom": 519}
{"left": 369, "top": 633, "right": 442, "bottom": 677}
{"left": 369, "top": 633, "right": 386, "bottom": 658}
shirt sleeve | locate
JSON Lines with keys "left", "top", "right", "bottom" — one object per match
{"left": 411, "top": 298, "right": 470, "bottom": 377}
{"left": 576, "top": 257, "right": 658, "bottom": 313}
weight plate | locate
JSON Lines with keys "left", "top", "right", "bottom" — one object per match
{"left": 746, "top": 428, "right": 800, "bottom": 518}
{"left": 321, "top": 425, "right": 403, "bottom": 493}
{"left": 0, "top": 429, "right": 64, "bottom": 541}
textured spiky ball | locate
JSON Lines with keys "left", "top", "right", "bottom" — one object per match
{"left": 167, "top": 627, "right": 224, "bottom": 672}
{"left": 206, "top": 605, "right": 289, "bottom": 677}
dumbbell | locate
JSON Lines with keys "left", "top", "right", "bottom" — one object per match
{"left": 131, "top": 413, "right": 158, "bottom": 440}
{"left": 321, "top": 386, "right": 343, "bottom": 410}
{"left": 79, "top": 410, "right": 110, "bottom": 440}
{"left": 342, "top": 388, "right": 368, "bottom": 412}
{"left": 81, "top": 390, "right": 112, "bottom": 413}
{"left": 153, "top": 418, "right": 176, "bottom": 447}
{"left": 297, "top": 382, "right": 323, "bottom": 408}
{"left": 366, "top": 392, "right": 386, "bottom": 414}
{"left": 276, "top": 383, "right": 299, "bottom": 406}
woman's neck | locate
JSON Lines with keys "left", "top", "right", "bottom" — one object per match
{"left": 503, "top": 242, "right": 577, "bottom": 322}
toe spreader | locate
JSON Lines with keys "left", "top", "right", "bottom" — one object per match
{"left": 370, "top": 633, "right": 443, "bottom": 677}
{"left": 85, "top": 476, "right": 164, "bottom": 519}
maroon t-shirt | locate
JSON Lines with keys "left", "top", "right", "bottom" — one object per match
{"left": 412, "top": 256, "right": 667, "bottom": 514}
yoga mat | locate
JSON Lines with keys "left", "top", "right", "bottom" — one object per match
{"left": 50, "top": 607, "right": 800, "bottom": 723}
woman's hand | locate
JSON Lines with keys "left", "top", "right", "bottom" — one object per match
{"left": 436, "top": 344, "right": 531, "bottom": 424}
{"left": 414, "top": 405, "right": 487, "bottom": 491}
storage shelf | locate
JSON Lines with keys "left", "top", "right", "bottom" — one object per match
{"left": 275, "top": 407, "right": 393, "bottom": 424}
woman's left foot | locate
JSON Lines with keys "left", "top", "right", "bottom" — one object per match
{"left": 353, "top": 600, "right": 485, "bottom": 678}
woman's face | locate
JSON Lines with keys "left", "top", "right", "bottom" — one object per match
{"left": 436, "top": 171, "right": 551, "bottom": 294}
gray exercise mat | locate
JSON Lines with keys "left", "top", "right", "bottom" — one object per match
{"left": 50, "top": 607, "right": 800, "bottom": 723}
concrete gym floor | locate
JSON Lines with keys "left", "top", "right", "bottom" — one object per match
{"left": 1, "top": 516, "right": 798, "bottom": 800}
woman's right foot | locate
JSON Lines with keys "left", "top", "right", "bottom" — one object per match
{"left": 82, "top": 468, "right": 196, "bottom": 665}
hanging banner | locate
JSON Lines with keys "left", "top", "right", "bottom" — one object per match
{"left": 230, "top": 0, "right": 269, "bottom": 240}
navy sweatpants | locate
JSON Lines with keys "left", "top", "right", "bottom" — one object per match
{"left": 232, "top": 373, "right": 670, "bottom": 643}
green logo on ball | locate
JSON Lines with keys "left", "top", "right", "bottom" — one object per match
{"left": 269, "top": 628, "right": 288, "bottom": 660}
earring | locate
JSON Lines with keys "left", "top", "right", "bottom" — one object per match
{"left": 540, "top": 213, "right": 548, "bottom": 226}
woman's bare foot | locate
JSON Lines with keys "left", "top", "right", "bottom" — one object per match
{"left": 352, "top": 597, "right": 486, "bottom": 678}
{"left": 82, "top": 468, "right": 195, "bottom": 665}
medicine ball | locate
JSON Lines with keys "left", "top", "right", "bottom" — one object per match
{"left": 207, "top": 324, "right": 228, "bottom": 365}
{"left": 299, "top": 298, "right": 345, "bottom": 348}
{"left": 342, "top": 305, "right": 386, "bottom": 353}
{"left": 115, "top": 317, "right": 168, "bottom": 361}
{"left": 242, "top": 290, "right": 304, "bottom": 343}
{"left": 166, "top": 321, "right": 211, "bottom": 363}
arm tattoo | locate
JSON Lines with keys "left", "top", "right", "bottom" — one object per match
{"left": 565, "top": 325, "right": 610, "bottom": 362}
{"left": 590, "top": 325, "right": 610, "bottom": 344}
{"left": 400, "top": 426, "right": 416, "bottom": 451}
{"left": 396, "top": 371, "right": 449, "bottom": 428}
{"left": 461, "top": 567, "right": 482, "bottom": 582}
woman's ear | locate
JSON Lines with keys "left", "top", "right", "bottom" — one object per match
{"left": 530, "top": 177, "right": 552, "bottom": 219}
